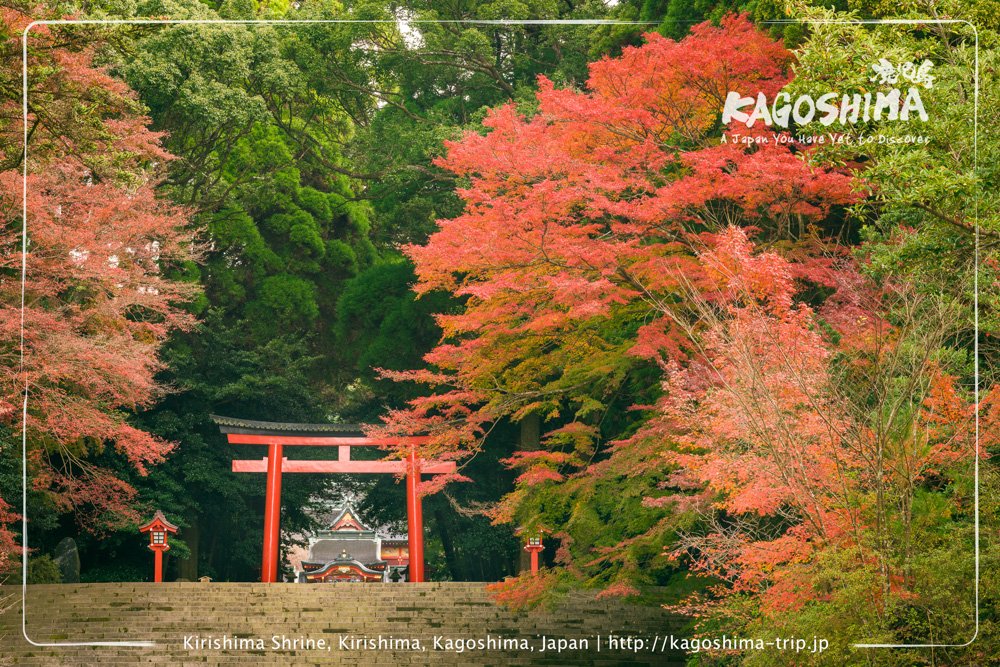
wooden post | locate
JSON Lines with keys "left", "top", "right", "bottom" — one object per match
{"left": 261, "top": 443, "right": 283, "bottom": 583}
{"left": 154, "top": 549, "right": 164, "bottom": 583}
{"left": 406, "top": 447, "right": 424, "bottom": 583}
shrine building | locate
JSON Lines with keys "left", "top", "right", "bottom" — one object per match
{"left": 296, "top": 505, "right": 410, "bottom": 583}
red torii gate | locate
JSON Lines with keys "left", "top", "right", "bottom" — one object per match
{"left": 212, "top": 415, "right": 455, "bottom": 583}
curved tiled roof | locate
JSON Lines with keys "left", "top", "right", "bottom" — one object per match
{"left": 326, "top": 504, "right": 372, "bottom": 532}
{"left": 310, "top": 538, "right": 379, "bottom": 564}
{"left": 210, "top": 415, "right": 369, "bottom": 437}
{"left": 138, "top": 509, "right": 178, "bottom": 533}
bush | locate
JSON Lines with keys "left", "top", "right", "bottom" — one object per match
{"left": 26, "top": 555, "right": 62, "bottom": 584}
{"left": 81, "top": 563, "right": 149, "bottom": 583}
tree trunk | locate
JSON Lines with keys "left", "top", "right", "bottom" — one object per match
{"left": 433, "top": 504, "right": 462, "bottom": 581}
{"left": 206, "top": 524, "right": 219, "bottom": 579}
{"left": 179, "top": 516, "right": 200, "bottom": 580}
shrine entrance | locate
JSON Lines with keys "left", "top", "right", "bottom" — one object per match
{"left": 212, "top": 415, "right": 456, "bottom": 583}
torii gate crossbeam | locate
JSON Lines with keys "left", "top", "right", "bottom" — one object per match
{"left": 212, "top": 415, "right": 455, "bottom": 584}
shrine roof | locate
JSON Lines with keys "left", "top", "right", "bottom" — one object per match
{"left": 310, "top": 537, "right": 380, "bottom": 563}
{"left": 138, "top": 509, "right": 178, "bottom": 533}
{"left": 326, "top": 505, "right": 372, "bottom": 532}
{"left": 211, "top": 415, "right": 369, "bottom": 437}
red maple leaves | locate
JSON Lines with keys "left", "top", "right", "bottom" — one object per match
{"left": 380, "top": 15, "right": 981, "bottom": 616}
{"left": 647, "top": 230, "right": 981, "bottom": 613}
{"left": 0, "top": 10, "right": 197, "bottom": 540}
{"left": 379, "top": 16, "right": 857, "bottom": 479}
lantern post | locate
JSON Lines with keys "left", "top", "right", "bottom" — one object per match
{"left": 138, "top": 510, "right": 178, "bottom": 583}
{"left": 524, "top": 534, "right": 544, "bottom": 574}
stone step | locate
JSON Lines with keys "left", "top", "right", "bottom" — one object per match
{"left": 0, "top": 583, "right": 688, "bottom": 665}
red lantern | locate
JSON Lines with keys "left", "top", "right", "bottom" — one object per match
{"left": 524, "top": 534, "right": 544, "bottom": 574}
{"left": 138, "top": 510, "right": 178, "bottom": 583}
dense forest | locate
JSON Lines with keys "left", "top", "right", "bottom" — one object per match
{"left": 1, "top": 0, "right": 998, "bottom": 663}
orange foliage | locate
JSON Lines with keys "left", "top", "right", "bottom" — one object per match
{"left": 0, "top": 8, "right": 197, "bottom": 539}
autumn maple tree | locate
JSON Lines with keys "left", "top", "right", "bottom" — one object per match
{"left": 645, "top": 229, "right": 983, "bottom": 615}
{"left": 382, "top": 16, "right": 853, "bottom": 442}
{"left": 378, "top": 13, "right": 854, "bottom": 583}
{"left": 0, "top": 9, "right": 196, "bottom": 566}
{"left": 377, "top": 12, "right": 985, "bottom": 636}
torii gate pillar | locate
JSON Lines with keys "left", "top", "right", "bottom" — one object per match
{"left": 261, "top": 442, "right": 283, "bottom": 584}
{"left": 405, "top": 448, "right": 425, "bottom": 583}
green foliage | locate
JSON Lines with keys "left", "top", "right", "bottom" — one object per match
{"left": 81, "top": 563, "right": 149, "bottom": 584}
{"left": 246, "top": 275, "right": 320, "bottom": 332}
{"left": 338, "top": 0, "right": 616, "bottom": 246}
{"left": 335, "top": 261, "right": 448, "bottom": 397}
{"left": 52, "top": 0, "right": 388, "bottom": 580}
{"left": 26, "top": 556, "right": 62, "bottom": 585}
{"left": 593, "top": 0, "right": 809, "bottom": 53}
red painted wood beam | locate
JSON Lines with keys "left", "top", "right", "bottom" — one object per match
{"left": 225, "top": 434, "right": 431, "bottom": 446}
{"left": 232, "top": 458, "right": 457, "bottom": 475}
{"left": 406, "top": 447, "right": 425, "bottom": 583}
{"left": 261, "top": 443, "right": 283, "bottom": 583}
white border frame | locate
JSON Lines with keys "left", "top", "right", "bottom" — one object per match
{"left": 16, "top": 15, "right": 979, "bottom": 652}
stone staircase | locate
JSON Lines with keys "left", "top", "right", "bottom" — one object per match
{"left": 0, "top": 583, "right": 688, "bottom": 665}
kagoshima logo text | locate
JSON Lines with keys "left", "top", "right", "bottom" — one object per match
{"left": 723, "top": 59, "right": 935, "bottom": 128}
